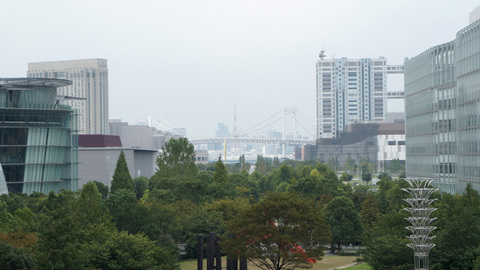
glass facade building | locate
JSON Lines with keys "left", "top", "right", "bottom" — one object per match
{"left": 0, "top": 78, "right": 78, "bottom": 194}
{"left": 405, "top": 17, "right": 480, "bottom": 193}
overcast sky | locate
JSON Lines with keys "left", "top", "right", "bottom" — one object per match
{"left": 1, "top": 0, "right": 478, "bottom": 138}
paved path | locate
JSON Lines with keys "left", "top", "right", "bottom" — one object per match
{"left": 326, "top": 262, "right": 358, "bottom": 270}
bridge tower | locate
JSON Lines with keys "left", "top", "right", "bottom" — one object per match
{"left": 282, "top": 108, "right": 298, "bottom": 156}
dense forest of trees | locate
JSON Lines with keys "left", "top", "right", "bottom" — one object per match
{"left": 1, "top": 138, "right": 480, "bottom": 269}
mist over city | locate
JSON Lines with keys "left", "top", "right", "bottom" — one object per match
{"left": 2, "top": 1, "right": 480, "bottom": 269}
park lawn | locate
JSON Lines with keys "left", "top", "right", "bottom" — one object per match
{"left": 341, "top": 263, "right": 372, "bottom": 270}
{"left": 179, "top": 255, "right": 359, "bottom": 270}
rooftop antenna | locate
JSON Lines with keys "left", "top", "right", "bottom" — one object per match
{"left": 319, "top": 48, "right": 326, "bottom": 60}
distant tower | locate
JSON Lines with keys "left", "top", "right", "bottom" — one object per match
{"left": 233, "top": 102, "right": 238, "bottom": 138}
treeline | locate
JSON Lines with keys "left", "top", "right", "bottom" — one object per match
{"left": 1, "top": 138, "right": 480, "bottom": 269}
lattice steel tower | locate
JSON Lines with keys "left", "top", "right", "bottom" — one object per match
{"left": 402, "top": 178, "right": 438, "bottom": 270}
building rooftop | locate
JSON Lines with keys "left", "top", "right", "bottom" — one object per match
{"left": 0, "top": 78, "right": 71, "bottom": 89}
{"left": 78, "top": 134, "right": 122, "bottom": 148}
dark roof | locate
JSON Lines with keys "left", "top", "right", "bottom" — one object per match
{"left": 78, "top": 135, "right": 122, "bottom": 147}
{"left": 377, "top": 123, "right": 405, "bottom": 135}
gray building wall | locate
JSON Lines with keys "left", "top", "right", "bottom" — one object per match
{"left": 109, "top": 120, "right": 178, "bottom": 149}
{"left": 78, "top": 148, "right": 157, "bottom": 189}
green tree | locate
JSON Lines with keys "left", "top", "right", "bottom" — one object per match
{"left": 0, "top": 241, "right": 36, "bottom": 270}
{"left": 225, "top": 192, "right": 330, "bottom": 270}
{"left": 255, "top": 155, "right": 268, "bottom": 175}
{"left": 110, "top": 151, "right": 134, "bottom": 194}
{"left": 323, "top": 196, "right": 362, "bottom": 252}
{"left": 213, "top": 155, "right": 228, "bottom": 183}
{"left": 430, "top": 185, "right": 480, "bottom": 270}
{"left": 132, "top": 176, "right": 149, "bottom": 200}
{"left": 343, "top": 157, "right": 357, "bottom": 173}
{"left": 155, "top": 137, "right": 197, "bottom": 180}
{"left": 271, "top": 164, "right": 296, "bottom": 187}
{"left": 35, "top": 191, "right": 87, "bottom": 269}
{"left": 360, "top": 194, "right": 379, "bottom": 231}
{"left": 92, "top": 181, "right": 109, "bottom": 199}
{"left": 239, "top": 155, "right": 251, "bottom": 172}
{"left": 340, "top": 172, "right": 353, "bottom": 183}
{"left": 106, "top": 189, "right": 148, "bottom": 234}
{"left": 77, "top": 182, "right": 112, "bottom": 226}
{"left": 91, "top": 231, "right": 178, "bottom": 270}
{"left": 362, "top": 210, "right": 412, "bottom": 270}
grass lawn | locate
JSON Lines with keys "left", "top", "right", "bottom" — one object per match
{"left": 179, "top": 255, "right": 361, "bottom": 270}
{"left": 341, "top": 263, "right": 372, "bottom": 270}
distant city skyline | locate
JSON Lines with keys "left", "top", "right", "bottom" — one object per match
{"left": 1, "top": 1, "right": 478, "bottom": 137}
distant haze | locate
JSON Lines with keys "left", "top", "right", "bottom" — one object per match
{"left": 1, "top": 0, "right": 477, "bottom": 137}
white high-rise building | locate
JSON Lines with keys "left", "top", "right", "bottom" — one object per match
{"left": 316, "top": 54, "right": 404, "bottom": 138}
{"left": 27, "top": 59, "right": 109, "bottom": 134}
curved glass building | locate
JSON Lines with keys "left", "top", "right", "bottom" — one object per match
{"left": 0, "top": 78, "right": 78, "bottom": 194}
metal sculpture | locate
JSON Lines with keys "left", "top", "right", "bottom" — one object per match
{"left": 402, "top": 178, "right": 438, "bottom": 270}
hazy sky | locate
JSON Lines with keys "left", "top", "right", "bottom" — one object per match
{"left": 1, "top": 0, "right": 478, "bottom": 138}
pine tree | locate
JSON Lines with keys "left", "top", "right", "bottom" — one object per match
{"left": 213, "top": 155, "right": 228, "bottom": 183}
{"left": 110, "top": 151, "right": 133, "bottom": 194}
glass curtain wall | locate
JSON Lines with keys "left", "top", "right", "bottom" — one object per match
{"left": 0, "top": 79, "right": 78, "bottom": 194}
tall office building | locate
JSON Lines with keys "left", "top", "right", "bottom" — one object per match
{"left": 405, "top": 8, "right": 480, "bottom": 193}
{"left": 316, "top": 54, "right": 404, "bottom": 138}
{"left": 27, "top": 59, "right": 109, "bottom": 134}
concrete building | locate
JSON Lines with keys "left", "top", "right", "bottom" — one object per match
{"left": 405, "top": 8, "right": 480, "bottom": 193}
{"left": 78, "top": 134, "right": 157, "bottom": 188}
{"left": 316, "top": 53, "right": 404, "bottom": 138}
{"left": 27, "top": 59, "right": 109, "bottom": 134}
{"left": 303, "top": 122, "right": 405, "bottom": 170}
{"left": 0, "top": 78, "right": 78, "bottom": 194}
{"left": 109, "top": 120, "right": 178, "bottom": 149}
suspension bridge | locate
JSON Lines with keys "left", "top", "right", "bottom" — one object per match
{"left": 147, "top": 108, "right": 316, "bottom": 148}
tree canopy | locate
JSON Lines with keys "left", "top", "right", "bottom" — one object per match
{"left": 155, "top": 137, "right": 198, "bottom": 180}
{"left": 110, "top": 151, "right": 134, "bottom": 194}
{"left": 225, "top": 192, "right": 330, "bottom": 270}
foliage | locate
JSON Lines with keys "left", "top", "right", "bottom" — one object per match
{"left": 359, "top": 194, "right": 379, "bottom": 231}
{"left": 110, "top": 151, "right": 134, "bottom": 194}
{"left": 0, "top": 241, "right": 36, "bottom": 270}
{"left": 384, "top": 159, "right": 405, "bottom": 174}
{"left": 92, "top": 180, "right": 109, "bottom": 199}
{"left": 213, "top": 155, "right": 228, "bottom": 183}
{"left": 362, "top": 210, "right": 412, "bottom": 270}
{"left": 225, "top": 192, "right": 330, "bottom": 270}
{"left": 271, "top": 164, "right": 296, "bottom": 187}
{"left": 239, "top": 154, "right": 251, "bottom": 172}
{"left": 92, "top": 231, "right": 179, "bottom": 270}
{"left": 323, "top": 196, "right": 363, "bottom": 251}
{"left": 430, "top": 185, "right": 480, "bottom": 270}
{"left": 343, "top": 157, "right": 357, "bottom": 173}
{"left": 340, "top": 172, "right": 353, "bottom": 182}
{"left": 155, "top": 137, "right": 198, "bottom": 180}
{"left": 133, "top": 176, "right": 149, "bottom": 200}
